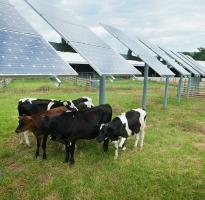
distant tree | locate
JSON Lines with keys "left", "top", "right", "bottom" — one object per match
{"left": 183, "top": 47, "right": 205, "bottom": 61}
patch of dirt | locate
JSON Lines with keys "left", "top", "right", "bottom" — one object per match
{"left": 200, "top": 124, "right": 205, "bottom": 135}
{"left": 5, "top": 160, "right": 25, "bottom": 173}
{"left": 38, "top": 173, "right": 53, "bottom": 186}
{"left": 175, "top": 121, "right": 205, "bottom": 135}
{"left": 194, "top": 143, "right": 205, "bottom": 150}
{"left": 43, "top": 193, "right": 61, "bottom": 200}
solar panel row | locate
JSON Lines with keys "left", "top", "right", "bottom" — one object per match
{"left": 159, "top": 47, "right": 200, "bottom": 76}
{"left": 25, "top": 0, "right": 141, "bottom": 76}
{"left": 171, "top": 51, "right": 203, "bottom": 75}
{"left": 0, "top": 0, "right": 77, "bottom": 76}
{"left": 101, "top": 24, "right": 174, "bottom": 76}
{"left": 138, "top": 37, "right": 190, "bottom": 76}
{"left": 179, "top": 53, "right": 205, "bottom": 75}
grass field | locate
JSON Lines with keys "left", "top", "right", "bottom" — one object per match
{"left": 0, "top": 78, "right": 205, "bottom": 200}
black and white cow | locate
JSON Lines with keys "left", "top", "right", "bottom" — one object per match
{"left": 17, "top": 97, "right": 94, "bottom": 146}
{"left": 96, "top": 109, "right": 146, "bottom": 159}
{"left": 36, "top": 104, "right": 112, "bottom": 165}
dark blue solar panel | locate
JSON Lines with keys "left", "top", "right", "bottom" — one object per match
{"left": 0, "top": 0, "right": 10, "bottom": 5}
{"left": 0, "top": 0, "right": 77, "bottom": 76}
{"left": 0, "top": 30, "right": 77, "bottom": 76}
{"left": 0, "top": 2, "right": 37, "bottom": 35}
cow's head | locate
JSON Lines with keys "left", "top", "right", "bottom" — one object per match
{"left": 15, "top": 115, "right": 33, "bottom": 133}
{"left": 96, "top": 124, "right": 116, "bottom": 142}
{"left": 96, "top": 123, "right": 126, "bottom": 142}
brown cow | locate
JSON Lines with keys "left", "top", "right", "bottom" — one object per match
{"left": 15, "top": 106, "right": 68, "bottom": 159}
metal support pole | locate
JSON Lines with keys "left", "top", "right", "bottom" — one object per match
{"left": 142, "top": 64, "right": 149, "bottom": 109}
{"left": 163, "top": 77, "right": 169, "bottom": 109}
{"left": 186, "top": 77, "right": 191, "bottom": 97}
{"left": 191, "top": 77, "right": 196, "bottom": 96}
{"left": 99, "top": 75, "right": 105, "bottom": 105}
{"left": 177, "top": 76, "right": 183, "bottom": 102}
{"left": 196, "top": 77, "right": 200, "bottom": 95}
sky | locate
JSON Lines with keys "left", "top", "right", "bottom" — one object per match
{"left": 9, "top": 0, "right": 205, "bottom": 53}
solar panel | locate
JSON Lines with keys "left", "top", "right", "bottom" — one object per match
{"left": 71, "top": 42, "right": 138, "bottom": 75}
{"left": 40, "top": 16, "right": 109, "bottom": 48}
{"left": 0, "top": 0, "right": 10, "bottom": 5}
{"left": 171, "top": 51, "right": 204, "bottom": 75}
{"left": 138, "top": 37, "right": 190, "bottom": 76}
{"left": 0, "top": 3, "right": 37, "bottom": 35}
{"left": 0, "top": 30, "right": 77, "bottom": 76}
{"left": 179, "top": 53, "right": 205, "bottom": 74}
{"left": 101, "top": 24, "right": 174, "bottom": 77}
{"left": 159, "top": 47, "right": 200, "bottom": 76}
{"left": 0, "top": 1, "right": 77, "bottom": 77}
{"left": 25, "top": 0, "right": 141, "bottom": 76}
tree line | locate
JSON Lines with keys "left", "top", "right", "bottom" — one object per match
{"left": 184, "top": 47, "right": 205, "bottom": 61}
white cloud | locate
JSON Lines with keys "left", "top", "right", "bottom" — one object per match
{"left": 9, "top": 0, "right": 205, "bottom": 52}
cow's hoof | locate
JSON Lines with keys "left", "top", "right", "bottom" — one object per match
{"left": 42, "top": 154, "right": 47, "bottom": 160}
{"left": 114, "top": 156, "right": 118, "bottom": 160}
{"left": 122, "top": 147, "right": 126, "bottom": 151}
{"left": 103, "top": 147, "right": 108, "bottom": 152}
{"left": 69, "top": 161, "right": 75, "bottom": 166}
{"left": 35, "top": 153, "right": 39, "bottom": 158}
{"left": 27, "top": 144, "right": 31, "bottom": 148}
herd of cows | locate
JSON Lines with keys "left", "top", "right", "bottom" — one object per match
{"left": 15, "top": 97, "right": 147, "bottom": 165}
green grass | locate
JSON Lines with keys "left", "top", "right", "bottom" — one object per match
{"left": 0, "top": 78, "right": 205, "bottom": 200}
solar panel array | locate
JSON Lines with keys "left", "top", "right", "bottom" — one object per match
{"left": 179, "top": 53, "right": 205, "bottom": 75}
{"left": 101, "top": 24, "right": 174, "bottom": 77}
{"left": 0, "top": 0, "right": 77, "bottom": 76}
{"left": 171, "top": 51, "right": 204, "bottom": 75}
{"left": 138, "top": 37, "right": 190, "bottom": 76}
{"left": 25, "top": 0, "right": 140, "bottom": 76}
{"left": 159, "top": 47, "right": 200, "bottom": 76}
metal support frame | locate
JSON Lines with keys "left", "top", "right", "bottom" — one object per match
{"left": 99, "top": 75, "right": 106, "bottom": 105}
{"left": 177, "top": 76, "right": 183, "bottom": 102}
{"left": 163, "top": 77, "right": 169, "bottom": 109}
{"left": 195, "top": 77, "right": 200, "bottom": 95}
{"left": 142, "top": 64, "right": 149, "bottom": 109}
{"left": 191, "top": 76, "right": 197, "bottom": 96}
{"left": 186, "top": 77, "right": 191, "bottom": 97}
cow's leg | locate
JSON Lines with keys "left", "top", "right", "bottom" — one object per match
{"left": 119, "top": 137, "right": 127, "bottom": 151}
{"left": 69, "top": 141, "right": 76, "bottom": 166}
{"left": 19, "top": 133, "right": 24, "bottom": 145}
{"left": 23, "top": 131, "right": 31, "bottom": 147}
{"left": 134, "top": 133, "right": 140, "bottom": 148}
{"left": 103, "top": 138, "right": 109, "bottom": 152}
{"left": 113, "top": 141, "right": 119, "bottom": 160}
{"left": 139, "top": 130, "right": 145, "bottom": 151}
{"left": 64, "top": 144, "right": 70, "bottom": 163}
{"left": 35, "top": 137, "right": 42, "bottom": 158}
{"left": 42, "top": 135, "right": 48, "bottom": 160}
